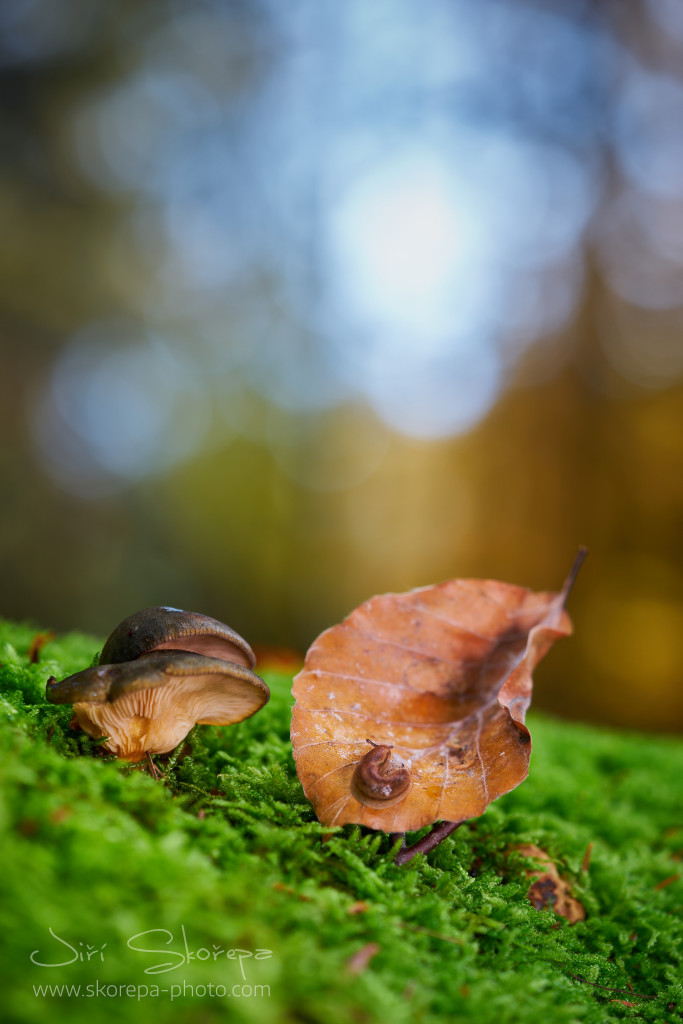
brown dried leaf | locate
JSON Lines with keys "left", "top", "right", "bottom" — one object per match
{"left": 291, "top": 565, "right": 578, "bottom": 832}
{"left": 512, "top": 844, "right": 586, "bottom": 923}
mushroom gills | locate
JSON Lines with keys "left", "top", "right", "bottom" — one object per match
{"left": 73, "top": 672, "right": 267, "bottom": 759}
{"left": 47, "top": 650, "right": 269, "bottom": 761}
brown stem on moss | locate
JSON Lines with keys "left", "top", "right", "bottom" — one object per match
{"left": 394, "top": 820, "right": 462, "bottom": 865}
{"left": 145, "top": 750, "right": 163, "bottom": 780}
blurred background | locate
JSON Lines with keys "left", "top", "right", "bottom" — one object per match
{"left": 0, "top": 0, "right": 681, "bottom": 732}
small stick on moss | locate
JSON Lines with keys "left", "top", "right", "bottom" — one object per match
{"left": 560, "top": 969, "right": 656, "bottom": 1001}
{"left": 28, "top": 631, "right": 55, "bottom": 664}
{"left": 581, "top": 841, "right": 593, "bottom": 873}
{"left": 145, "top": 750, "right": 163, "bottom": 781}
{"left": 394, "top": 821, "right": 462, "bottom": 865}
{"left": 653, "top": 873, "right": 681, "bottom": 890}
{"left": 395, "top": 922, "right": 465, "bottom": 946}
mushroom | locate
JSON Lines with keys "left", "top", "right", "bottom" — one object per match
{"left": 46, "top": 608, "right": 269, "bottom": 773}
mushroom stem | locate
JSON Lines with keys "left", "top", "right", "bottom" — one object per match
{"left": 394, "top": 820, "right": 462, "bottom": 866}
{"left": 145, "top": 750, "right": 163, "bottom": 781}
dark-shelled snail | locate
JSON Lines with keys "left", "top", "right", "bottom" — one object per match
{"left": 350, "top": 741, "right": 411, "bottom": 809}
{"left": 99, "top": 606, "right": 256, "bottom": 668}
{"left": 47, "top": 607, "right": 269, "bottom": 771}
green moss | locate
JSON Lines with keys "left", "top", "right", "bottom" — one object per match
{"left": 0, "top": 617, "right": 681, "bottom": 1024}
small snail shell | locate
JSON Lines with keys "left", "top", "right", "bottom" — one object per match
{"left": 350, "top": 741, "right": 411, "bottom": 809}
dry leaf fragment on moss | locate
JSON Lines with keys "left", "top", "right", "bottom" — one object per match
{"left": 345, "top": 943, "right": 380, "bottom": 975}
{"left": 512, "top": 844, "right": 586, "bottom": 923}
{"left": 291, "top": 553, "right": 584, "bottom": 847}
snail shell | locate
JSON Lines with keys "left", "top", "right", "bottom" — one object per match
{"left": 99, "top": 607, "right": 255, "bottom": 669}
{"left": 350, "top": 742, "right": 411, "bottom": 809}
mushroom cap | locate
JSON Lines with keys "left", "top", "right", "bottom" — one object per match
{"left": 99, "top": 607, "right": 256, "bottom": 669}
{"left": 46, "top": 650, "right": 269, "bottom": 759}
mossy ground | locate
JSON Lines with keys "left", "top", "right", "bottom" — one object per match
{"left": 0, "top": 618, "right": 681, "bottom": 1024}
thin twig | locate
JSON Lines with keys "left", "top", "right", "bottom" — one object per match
{"left": 581, "top": 841, "right": 593, "bottom": 873}
{"left": 559, "top": 546, "right": 588, "bottom": 608}
{"left": 395, "top": 922, "right": 464, "bottom": 945}
{"left": 557, "top": 966, "right": 656, "bottom": 1001}
{"left": 145, "top": 750, "right": 163, "bottom": 780}
{"left": 394, "top": 821, "right": 462, "bottom": 865}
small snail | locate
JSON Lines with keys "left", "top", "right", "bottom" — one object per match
{"left": 47, "top": 607, "right": 269, "bottom": 774}
{"left": 350, "top": 741, "right": 411, "bottom": 809}
{"left": 99, "top": 606, "right": 256, "bottom": 668}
